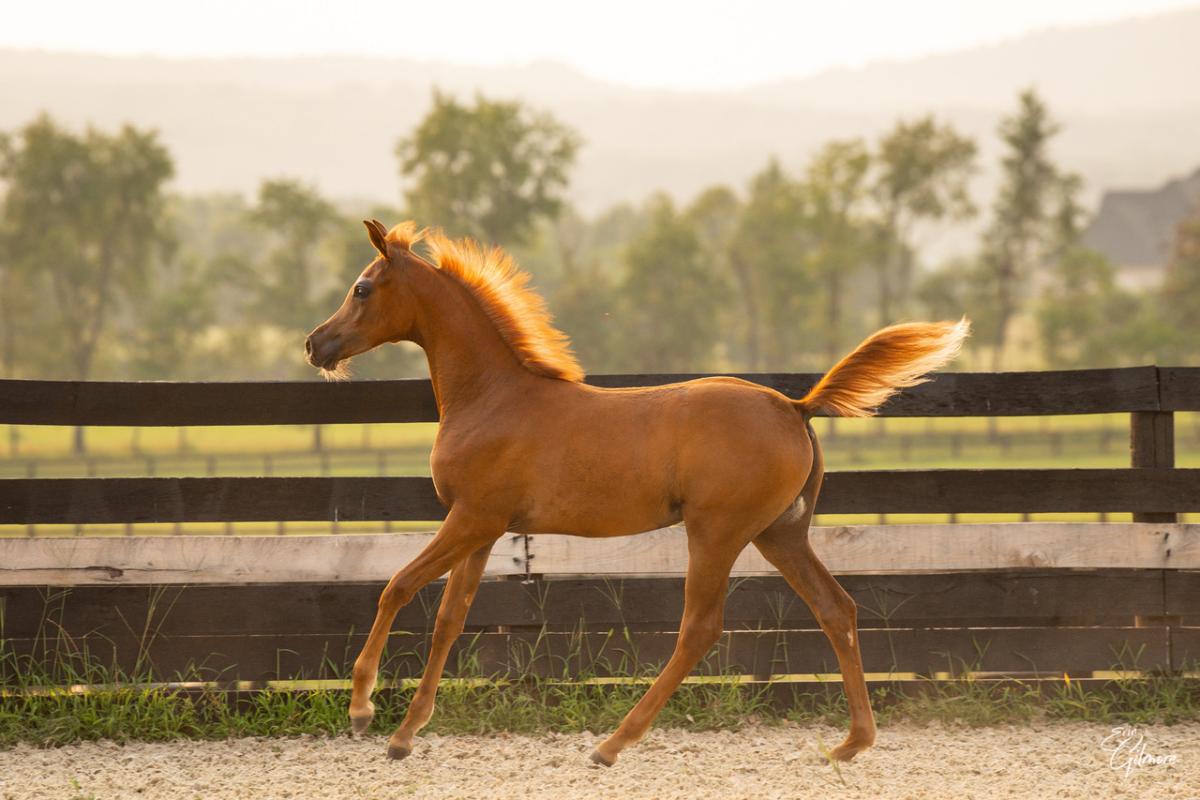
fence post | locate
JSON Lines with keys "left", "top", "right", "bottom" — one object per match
{"left": 1130, "top": 410, "right": 1176, "bottom": 523}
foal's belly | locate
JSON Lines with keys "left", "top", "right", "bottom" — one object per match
{"left": 500, "top": 433, "right": 685, "bottom": 537}
{"left": 513, "top": 472, "right": 682, "bottom": 538}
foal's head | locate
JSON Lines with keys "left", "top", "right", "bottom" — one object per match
{"left": 305, "top": 220, "right": 424, "bottom": 378}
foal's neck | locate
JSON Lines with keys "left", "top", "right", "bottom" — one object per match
{"left": 409, "top": 265, "right": 531, "bottom": 418}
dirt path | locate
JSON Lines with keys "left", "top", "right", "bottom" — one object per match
{"left": 2, "top": 722, "right": 1197, "bottom": 799}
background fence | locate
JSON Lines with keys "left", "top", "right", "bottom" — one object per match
{"left": 1, "top": 366, "right": 1199, "bottom": 690}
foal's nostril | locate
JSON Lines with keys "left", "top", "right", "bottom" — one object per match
{"left": 304, "top": 337, "right": 313, "bottom": 356}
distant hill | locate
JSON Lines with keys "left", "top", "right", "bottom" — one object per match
{"left": 2, "top": 6, "right": 1199, "bottom": 229}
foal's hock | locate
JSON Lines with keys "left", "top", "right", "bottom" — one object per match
{"left": 304, "top": 219, "right": 969, "bottom": 766}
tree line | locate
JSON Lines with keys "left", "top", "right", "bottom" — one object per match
{"left": 2, "top": 89, "right": 1199, "bottom": 393}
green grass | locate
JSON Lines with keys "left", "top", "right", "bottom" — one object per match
{"left": 5, "top": 673, "right": 1198, "bottom": 749}
{"left": 1, "top": 681, "right": 772, "bottom": 748}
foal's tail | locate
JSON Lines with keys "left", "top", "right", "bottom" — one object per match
{"left": 794, "top": 319, "right": 970, "bottom": 418}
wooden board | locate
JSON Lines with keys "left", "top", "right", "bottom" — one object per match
{"left": 0, "top": 476, "right": 447, "bottom": 524}
{"left": 0, "top": 365, "right": 1165, "bottom": 426}
{"left": 822, "top": 468, "right": 1200, "bottom": 514}
{"left": 3, "top": 626, "right": 1170, "bottom": 682}
{"left": 1171, "top": 628, "right": 1200, "bottom": 671}
{"left": 531, "top": 523, "right": 1200, "bottom": 576}
{"left": 0, "top": 531, "right": 526, "bottom": 585}
{"left": 0, "top": 378, "right": 440, "bottom": 426}
{"left": 3, "top": 524, "right": 1198, "bottom": 585}
{"left": 4, "top": 469, "right": 1199, "bottom": 525}
{"left": 1159, "top": 367, "right": 1200, "bottom": 412}
{"left": 3, "top": 568, "right": 1177, "bottom": 682}
{"left": 0, "top": 570, "right": 1166, "bottom": 641}
{"left": 1164, "top": 571, "right": 1200, "bottom": 626}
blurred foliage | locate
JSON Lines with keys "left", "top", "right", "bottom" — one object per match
{"left": 617, "top": 195, "right": 727, "bottom": 371}
{"left": 1161, "top": 208, "right": 1200, "bottom": 363}
{"left": 975, "top": 89, "right": 1081, "bottom": 369}
{"left": 872, "top": 115, "right": 977, "bottom": 327}
{"left": 0, "top": 115, "right": 173, "bottom": 382}
{"left": 2, "top": 90, "right": 1198, "bottom": 393}
{"left": 397, "top": 91, "right": 580, "bottom": 246}
{"left": 728, "top": 159, "right": 815, "bottom": 370}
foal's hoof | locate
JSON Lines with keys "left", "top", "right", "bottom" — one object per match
{"left": 350, "top": 714, "right": 373, "bottom": 736}
{"left": 828, "top": 737, "right": 873, "bottom": 763}
{"left": 387, "top": 744, "right": 412, "bottom": 761}
{"left": 589, "top": 750, "right": 614, "bottom": 767}
{"left": 828, "top": 745, "right": 858, "bottom": 762}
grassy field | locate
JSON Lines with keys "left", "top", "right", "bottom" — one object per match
{"left": 6, "top": 675, "right": 1200, "bottom": 748}
{"left": 3, "top": 413, "right": 1198, "bottom": 536}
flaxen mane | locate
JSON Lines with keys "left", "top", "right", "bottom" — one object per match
{"left": 384, "top": 220, "right": 426, "bottom": 252}
{"left": 389, "top": 223, "right": 583, "bottom": 382}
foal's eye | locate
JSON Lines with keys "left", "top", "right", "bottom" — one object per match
{"left": 353, "top": 283, "right": 371, "bottom": 299}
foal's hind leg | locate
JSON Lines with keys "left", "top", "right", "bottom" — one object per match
{"left": 385, "top": 542, "right": 492, "bottom": 759}
{"left": 753, "top": 515, "right": 876, "bottom": 761}
{"left": 591, "top": 513, "right": 756, "bottom": 767}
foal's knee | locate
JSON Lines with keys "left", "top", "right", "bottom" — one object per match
{"left": 380, "top": 577, "right": 417, "bottom": 610}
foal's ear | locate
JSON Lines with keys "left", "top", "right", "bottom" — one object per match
{"left": 364, "top": 219, "right": 389, "bottom": 258}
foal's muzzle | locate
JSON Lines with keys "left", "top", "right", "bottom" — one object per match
{"left": 304, "top": 331, "right": 342, "bottom": 370}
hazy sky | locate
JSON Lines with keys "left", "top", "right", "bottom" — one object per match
{"left": 4, "top": 0, "right": 1197, "bottom": 89}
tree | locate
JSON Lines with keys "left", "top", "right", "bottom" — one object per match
{"left": 872, "top": 116, "right": 977, "bottom": 326}
{"left": 1035, "top": 248, "right": 1140, "bottom": 368}
{"left": 0, "top": 238, "right": 40, "bottom": 378}
{"left": 124, "top": 259, "right": 217, "bottom": 380}
{"left": 553, "top": 258, "right": 622, "bottom": 373}
{"left": 802, "top": 140, "right": 873, "bottom": 364}
{"left": 685, "top": 185, "right": 740, "bottom": 254}
{"left": 250, "top": 178, "right": 340, "bottom": 336}
{"left": 918, "top": 259, "right": 977, "bottom": 322}
{"left": 728, "top": 160, "right": 815, "bottom": 370}
{"left": 397, "top": 92, "right": 580, "bottom": 246}
{"left": 684, "top": 185, "right": 741, "bottom": 366}
{"left": 0, "top": 115, "right": 173, "bottom": 451}
{"left": 977, "top": 90, "right": 1077, "bottom": 369}
{"left": 617, "top": 196, "right": 724, "bottom": 371}
{"left": 247, "top": 179, "right": 344, "bottom": 449}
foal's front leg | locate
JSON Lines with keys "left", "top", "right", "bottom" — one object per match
{"left": 386, "top": 542, "right": 492, "bottom": 759}
{"left": 348, "top": 507, "right": 504, "bottom": 754}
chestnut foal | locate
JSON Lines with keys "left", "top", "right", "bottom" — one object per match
{"left": 305, "top": 220, "right": 969, "bottom": 766}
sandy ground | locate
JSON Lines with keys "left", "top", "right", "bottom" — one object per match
{"left": 2, "top": 722, "right": 1198, "bottom": 800}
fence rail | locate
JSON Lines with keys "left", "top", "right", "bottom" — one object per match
{"left": 3, "top": 523, "right": 1197, "bottom": 585}
{"left": 3, "top": 469, "right": 1200, "bottom": 525}
{"left": 2, "top": 366, "right": 1198, "bottom": 426}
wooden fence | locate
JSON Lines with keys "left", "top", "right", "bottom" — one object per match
{"left": 1, "top": 366, "right": 1199, "bottom": 687}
